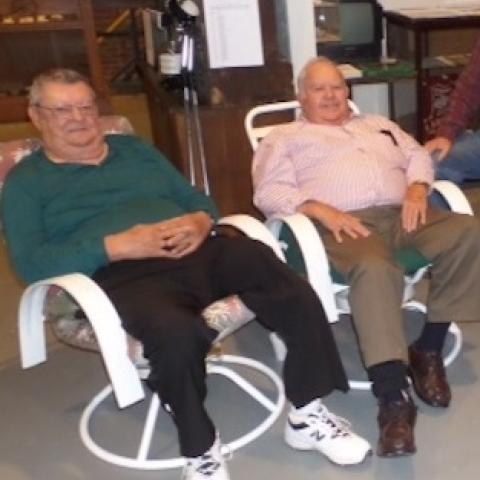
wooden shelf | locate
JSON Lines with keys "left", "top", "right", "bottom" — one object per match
{"left": 0, "top": 21, "right": 83, "bottom": 32}
{"left": 0, "top": 96, "right": 29, "bottom": 123}
{"left": 0, "top": 0, "right": 110, "bottom": 123}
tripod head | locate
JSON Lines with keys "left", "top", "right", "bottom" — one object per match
{"left": 167, "top": 0, "right": 200, "bottom": 25}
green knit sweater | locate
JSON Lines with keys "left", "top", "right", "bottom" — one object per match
{"left": 2, "top": 135, "right": 219, "bottom": 284}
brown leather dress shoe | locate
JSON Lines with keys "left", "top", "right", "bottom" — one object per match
{"left": 408, "top": 346, "right": 451, "bottom": 407}
{"left": 377, "top": 398, "right": 417, "bottom": 457}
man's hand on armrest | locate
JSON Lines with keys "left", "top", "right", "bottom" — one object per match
{"left": 402, "top": 182, "right": 429, "bottom": 233}
{"left": 298, "top": 200, "right": 370, "bottom": 244}
{"left": 104, "top": 211, "right": 214, "bottom": 262}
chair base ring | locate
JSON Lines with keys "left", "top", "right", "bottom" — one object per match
{"left": 79, "top": 354, "right": 285, "bottom": 470}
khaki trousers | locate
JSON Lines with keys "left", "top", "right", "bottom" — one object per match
{"left": 315, "top": 206, "right": 480, "bottom": 367}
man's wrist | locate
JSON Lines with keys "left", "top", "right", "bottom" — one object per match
{"left": 409, "top": 181, "right": 430, "bottom": 197}
{"left": 410, "top": 181, "right": 430, "bottom": 189}
{"left": 104, "top": 232, "right": 125, "bottom": 262}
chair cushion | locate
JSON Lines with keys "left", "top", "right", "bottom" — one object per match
{"left": 279, "top": 224, "right": 430, "bottom": 284}
{"left": 46, "top": 287, "right": 99, "bottom": 352}
{"left": 46, "top": 289, "right": 254, "bottom": 368}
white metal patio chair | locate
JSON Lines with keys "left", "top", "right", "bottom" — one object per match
{"left": 18, "top": 269, "right": 286, "bottom": 470}
{"left": 245, "top": 100, "right": 471, "bottom": 390}
{"left": 3, "top": 122, "right": 287, "bottom": 471}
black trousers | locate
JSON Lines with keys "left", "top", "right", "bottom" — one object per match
{"left": 93, "top": 235, "right": 347, "bottom": 457}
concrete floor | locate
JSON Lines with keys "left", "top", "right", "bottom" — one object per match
{"left": 2, "top": 304, "right": 480, "bottom": 480}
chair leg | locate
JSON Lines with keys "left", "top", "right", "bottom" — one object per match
{"left": 443, "top": 322, "right": 463, "bottom": 368}
{"left": 79, "top": 385, "right": 185, "bottom": 470}
{"left": 208, "top": 354, "right": 285, "bottom": 452}
{"left": 78, "top": 354, "right": 285, "bottom": 470}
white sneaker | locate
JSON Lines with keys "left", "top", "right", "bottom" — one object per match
{"left": 182, "top": 437, "right": 231, "bottom": 480}
{"left": 285, "top": 399, "right": 372, "bottom": 466}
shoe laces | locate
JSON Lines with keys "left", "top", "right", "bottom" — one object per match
{"left": 183, "top": 452, "right": 220, "bottom": 479}
{"left": 182, "top": 443, "right": 231, "bottom": 479}
{"left": 309, "top": 407, "right": 352, "bottom": 440}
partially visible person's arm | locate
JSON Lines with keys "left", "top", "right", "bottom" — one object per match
{"left": 2, "top": 172, "right": 109, "bottom": 284}
{"left": 298, "top": 200, "right": 370, "bottom": 243}
{"left": 2, "top": 139, "right": 218, "bottom": 284}
{"left": 423, "top": 136, "right": 453, "bottom": 161}
{"left": 107, "top": 139, "right": 217, "bottom": 257}
{"left": 385, "top": 119, "right": 433, "bottom": 232}
{"left": 384, "top": 117, "right": 434, "bottom": 189}
{"left": 402, "top": 182, "right": 429, "bottom": 233}
{"left": 425, "top": 35, "right": 480, "bottom": 159}
{"left": 105, "top": 211, "right": 213, "bottom": 261}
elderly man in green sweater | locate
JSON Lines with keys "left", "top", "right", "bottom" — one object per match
{"left": 2, "top": 69, "right": 372, "bottom": 480}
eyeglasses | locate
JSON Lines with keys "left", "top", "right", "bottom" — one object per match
{"left": 34, "top": 102, "right": 98, "bottom": 119}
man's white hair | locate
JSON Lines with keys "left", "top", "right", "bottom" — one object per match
{"left": 297, "top": 57, "right": 344, "bottom": 96}
{"left": 29, "top": 68, "right": 95, "bottom": 106}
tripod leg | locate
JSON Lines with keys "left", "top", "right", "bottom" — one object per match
{"left": 191, "top": 87, "right": 210, "bottom": 195}
{"left": 181, "top": 32, "right": 196, "bottom": 187}
{"left": 183, "top": 84, "right": 196, "bottom": 187}
{"left": 185, "top": 35, "right": 210, "bottom": 195}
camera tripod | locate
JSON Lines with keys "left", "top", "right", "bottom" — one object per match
{"left": 180, "top": 24, "right": 210, "bottom": 195}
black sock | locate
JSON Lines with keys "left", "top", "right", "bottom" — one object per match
{"left": 368, "top": 360, "right": 410, "bottom": 402}
{"left": 413, "top": 322, "right": 451, "bottom": 353}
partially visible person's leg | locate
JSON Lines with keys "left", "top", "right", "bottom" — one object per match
{"left": 315, "top": 207, "right": 417, "bottom": 457}
{"left": 405, "top": 207, "right": 480, "bottom": 407}
{"left": 93, "top": 259, "right": 218, "bottom": 459}
{"left": 435, "top": 130, "right": 480, "bottom": 183}
{"left": 208, "top": 235, "right": 348, "bottom": 401}
{"left": 318, "top": 221, "right": 407, "bottom": 368}
{"left": 208, "top": 235, "right": 371, "bottom": 465}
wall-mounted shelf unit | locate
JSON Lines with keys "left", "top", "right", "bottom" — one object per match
{"left": 0, "top": 0, "right": 110, "bottom": 123}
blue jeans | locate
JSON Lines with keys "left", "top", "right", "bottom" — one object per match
{"left": 435, "top": 130, "right": 480, "bottom": 183}
{"left": 431, "top": 130, "right": 480, "bottom": 209}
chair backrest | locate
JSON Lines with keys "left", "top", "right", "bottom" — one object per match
{"left": 245, "top": 99, "right": 360, "bottom": 151}
{"left": 0, "top": 115, "right": 134, "bottom": 193}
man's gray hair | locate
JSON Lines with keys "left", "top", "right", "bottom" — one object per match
{"left": 29, "top": 68, "right": 95, "bottom": 106}
{"left": 297, "top": 56, "right": 343, "bottom": 95}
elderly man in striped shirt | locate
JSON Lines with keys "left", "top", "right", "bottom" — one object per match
{"left": 253, "top": 57, "right": 480, "bottom": 458}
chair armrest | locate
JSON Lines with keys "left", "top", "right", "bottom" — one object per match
{"left": 431, "top": 180, "right": 474, "bottom": 215}
{"left": 19, "top": 273, "right": 144, "bottom": 408}
{"left": 217, "top": 214, "right": 286, "bottom": 261}
{"left": 265, "top": 213, "right": 339, "bottom": 323}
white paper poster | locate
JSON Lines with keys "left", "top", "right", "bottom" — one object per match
{"left": 203, "top": 0, "right": 264, "bottom": 69}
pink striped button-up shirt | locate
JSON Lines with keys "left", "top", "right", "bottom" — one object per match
{"left": 252, "top": 113, "right": 434, "bottom": 217}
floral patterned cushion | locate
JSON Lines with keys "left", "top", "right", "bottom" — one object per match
{"left": 46, "top": 292, "right": 255, "bottom": 372}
